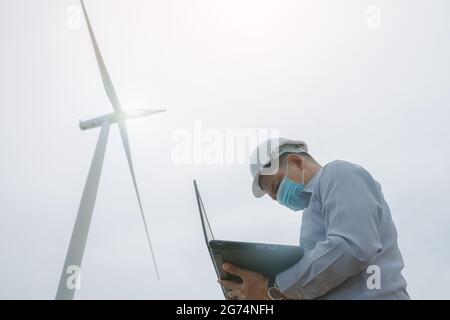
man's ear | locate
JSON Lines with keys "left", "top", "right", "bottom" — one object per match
{"left": 286, "top": 154, "right": 303, "bottom": 169}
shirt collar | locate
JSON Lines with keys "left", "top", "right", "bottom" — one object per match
{"left": 302, "top": 168, "right": 323, "bottom": 193}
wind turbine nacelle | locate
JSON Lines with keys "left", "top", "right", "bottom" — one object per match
{"left": 79, "top": 109, "right": 166, "bottom": 130}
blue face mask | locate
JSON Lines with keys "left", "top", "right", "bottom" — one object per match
{"left": 276, "top": 163, "right": 306, "bottom": 211}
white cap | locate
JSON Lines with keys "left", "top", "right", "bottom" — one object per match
{"left": 249, "top": 138, "right": 308, "bottom": 198}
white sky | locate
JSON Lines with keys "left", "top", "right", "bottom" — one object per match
{"left": 1, "top": 0, "right": 449, "bottom": 299}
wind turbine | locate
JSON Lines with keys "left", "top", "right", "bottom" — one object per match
{"left": 56, "top": 0, "right": 164, "bottom": 300}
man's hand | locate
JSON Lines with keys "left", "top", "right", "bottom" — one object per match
{"left": 217, "top": 263, "right": 270, "bottom": 300}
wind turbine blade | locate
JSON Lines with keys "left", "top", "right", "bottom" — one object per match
{"left": 56, "top": 121, "right": 111, "bottom": 300}
{"left": 124, "top": 109, "right": 166, "bottom": 119}
{"left": 80, "top": 0, "right": 121, "bottom": 112}
{"left": 117, "top": 120, "right": 160, "bottom": 280}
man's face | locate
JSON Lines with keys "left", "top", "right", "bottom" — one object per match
{"left": 259, "top": 166, "right": 287, "bottom": 200}
{"left": 259, "top": 155, "right": 303, "bottom": 200}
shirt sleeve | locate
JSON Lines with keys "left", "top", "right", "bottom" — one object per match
{"left": 275, "top": 161, "right": 383, "bottom": 299}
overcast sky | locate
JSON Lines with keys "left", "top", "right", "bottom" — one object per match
{"left": 1, "top": 0, "right": 449, "bottom": 299}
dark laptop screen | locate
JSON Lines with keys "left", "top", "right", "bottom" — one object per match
{"left": 193, "top": 180, "right": 214, "bottom": 245}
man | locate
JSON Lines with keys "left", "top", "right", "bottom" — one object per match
{"left": 218, "top": 138, "right": 409, "bottom": 300}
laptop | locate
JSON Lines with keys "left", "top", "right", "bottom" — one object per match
{"left": 193, "top": 180, "right": 304, "bottom": 299}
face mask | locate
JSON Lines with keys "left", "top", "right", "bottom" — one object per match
{"left": 276, "top": 162, "right": 306, "bottom": 211}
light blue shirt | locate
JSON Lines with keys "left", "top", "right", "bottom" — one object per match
{"left": 276, "top": 160, "right": 410, "bottom": 299}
